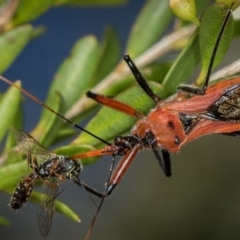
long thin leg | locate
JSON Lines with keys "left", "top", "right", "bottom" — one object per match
{"left": 105, "top": 145, "right": 140, "bottom": 195}
{"left": 87, "top": 91, "right": 143, "bottom": 118}
{"left": 77, "top": 181, "right": 104, "bottom": 198}
{"left": 84, "top": 146, "right": 140, "bottom": 240}
{"left": 123, "top": 55, "right": 160, "bottom": 103}
{"left": 153, "top": 149, "right": 172, "bottom": 177}
{"left": 71, "top": 145, "right": 116, "bottom": 159}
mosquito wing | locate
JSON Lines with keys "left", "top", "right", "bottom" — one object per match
{"left": 14, "top": 130, "right": 55, "bottom": 160}
{"left": 37, "top": 178, "right": 59, "bottom": 237}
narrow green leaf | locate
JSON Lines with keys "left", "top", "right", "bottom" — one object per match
{"left": 30, "top": 191, "right": 81, "bottom": 223}
{"left": 233, "top": 20, "right": 240, "bottom": 37}
{"left": 3, "top": 102, "right": 24, "bottom": 153}
{"left": 0, "top": 161, "right": 26, "bottom": 190}
{"left": 126, "top": 0, "right": 173, "bottom": 57}
{"left": 197, "top": 3, "right": 234, "bottom": 85}
{"left": 54, "top": 0, "right": 126, "bottom": 6}
{"left": 0, "top": 81, "right": 22, "bottom": 142}
{"left": 8, "top": 0, "right": 53, "bottom": 27}
{"left": 0, "top": 25, "right": 33, "bottom": 73}
{"left": 42, "top": 36, "right": 99, "bottom": 118}
{"left": 74, "top": 82, "right": 163, "bottom": 146}
{"left": 0, "top": 216, "right": 10, "bottom": 227}
{"left": 31, "top": 92, "right": 65, "bottom": 147}
{"left": 195, "top": 0, "right": 213, "bottom": 15}
{"left": 143, "top": 62, "right": 172, "bottom": 83}
{"left": 161, "top": 32, "right": 200, "bottom": 98}
{"left": 91, "top": 26, "right": 120, "bottom": 86}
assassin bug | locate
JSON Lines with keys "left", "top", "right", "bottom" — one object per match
{"left": 10, "top": 129, "right": 104, "bottom": 237}
{"left": 72, "top": 3, "right": 239, "bottom": 239}
{"left": 76, "top": 3, "right": 234, "bottom": 196}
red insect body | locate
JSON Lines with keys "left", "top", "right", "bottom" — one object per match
{"left": 76, "top": 76, "right": 240, "bottom": 192}
{"left": 75, "top": 5, "right": 236, "bottom": 199}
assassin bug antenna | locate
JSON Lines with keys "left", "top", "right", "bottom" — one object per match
{"left": 178, "top": 3, "right": 234, "bottom": 95}
{"left": 123, "top": 55, "right": 161, "bottom": 103}
{"left": 0, "top": 75, "right": 111, "bottom": 146}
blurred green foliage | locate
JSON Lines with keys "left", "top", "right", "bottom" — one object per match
{"left": 0, "top": 0, "right": 239, "bottom": 230}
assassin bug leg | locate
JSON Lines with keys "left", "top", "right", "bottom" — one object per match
{"left": 178, "top": 3, "right": 234, "bottom": 95}
{"left": 86, "top": 91, "right": 143, "bottom": 118}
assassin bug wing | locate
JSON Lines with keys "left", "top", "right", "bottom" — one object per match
{"left": 206, "top": 84, "right": 240, "bottom": 121}
{"left": 37, "top": 177, "right": 59, "bottom": 237}
{"left": 14, "top": 129, "right": 55, "bottom": 161}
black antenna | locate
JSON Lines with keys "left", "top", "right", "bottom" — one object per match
{"left": 123, "top": 55, "right": 160, "bottom": 103}
{"left": 179, "top": 4, "right": 234, "bottom": 95}
{"left": 0, "top": 75, "right": 111, "bottom": 146}
{"left": 201, "top": 3, "right": 234, "bottom": 93}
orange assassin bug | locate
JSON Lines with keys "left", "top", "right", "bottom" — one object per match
{"left": 70, "top": 4, "right": 240, "bottom": 238}
{"left": 75, "top": 3, "right": 235, "bottom": 197}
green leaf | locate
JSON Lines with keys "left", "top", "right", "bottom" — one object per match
{"left": 0, "top": 216, "right": 10, "bottom": 227}
{"left": 43, "top": 36, "right": 99, "bottom": 116}
{"left": 8, "top": 0, "right": 53, "bottom": 28}
{"left": 197, "top": 3, "right": 234, "bottom": 86}
{"left": 0, "top": 81, "right": 22, "bottom": 142}
{"left": 143, "top": 62, "right": 172, "bottom": 83}
{"left": 233, "top": 19, "right": 240, "bottom": 37}
{"left": 0, "top": 25, "right": 33, "bottom": 73}
{"left": 126, "top": 0, "right": 173, "bottom": 57}
{"left": 31, "top": 92, "right": 65, "bottom": 147}
{"left": 91, "top": 26, "right": 120, "bottom": 86}
{"left": 30, "top": 191, "right": 80, "bottom": 223}
{"left": 54, "top": 0, "right": 126, "bottom": 6}
{"left": 0, "top": 161, "right": 26, "bottom": 190}
{"left": 75, "top": 82, "right": 163, "bottom": 146}
{"left": 161, "top": 32, "right": 200, "bottom": 97}
{"left": 3, "top": 102, "right": 24, "bottom": 153}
